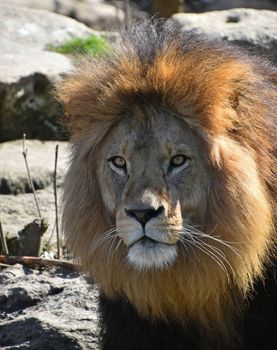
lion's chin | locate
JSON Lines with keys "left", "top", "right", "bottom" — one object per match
{"left": 127, "top": 237, "right": 177, "bottom": 270}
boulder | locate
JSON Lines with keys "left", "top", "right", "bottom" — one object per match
{"left": 0, "top": 0, "right": 124, "bottom": 30}
{"left": 0, "top": 5, "right": 96, "bottom": 142}
{"left": 0, "top": 264, "right": 99, "bottom": 349}
{"left": 171, "top": 9, "right": 277, "bottom": 65}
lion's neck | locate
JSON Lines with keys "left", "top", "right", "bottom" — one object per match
{"left": 93, "top": 250, "right": 242, "bottom": 334}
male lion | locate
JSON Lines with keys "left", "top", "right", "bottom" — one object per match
{"left": 56, "top": 21, "right": 276, "bottom": 350}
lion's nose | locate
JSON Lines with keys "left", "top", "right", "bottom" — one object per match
{"left": 125, "top": 206, "right": 164, "bottom": 227}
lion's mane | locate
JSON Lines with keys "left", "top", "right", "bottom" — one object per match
{"left": 55, "top": 21, "right": 276, "bottom": 343}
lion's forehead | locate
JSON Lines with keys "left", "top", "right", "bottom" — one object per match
{"left": 105, "top": 109, "right": 200, "bottom": 158}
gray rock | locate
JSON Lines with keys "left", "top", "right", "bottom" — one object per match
{"left": 0, "top": 264, "right": 99, "bottom": 349}
{"left": 0, "top": 0, "right": 124, "bottom": 30}
{"left": 18, "top": 219, "right": 48, "bottom": 256}
{"left": 0, "top": 47, "right": 71, "bottom": 142}
{"left": 171, "top": 9, "right": 277, "bottom": 65}
{"left": 0, "top": 5, "right": 100, "bottom": 49}
{"left": 0, "top": 5, "right": 97, "bottom": 142}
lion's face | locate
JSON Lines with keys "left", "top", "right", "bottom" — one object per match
{"left": 97, "top": 106, "right": 210, "bottom": 270}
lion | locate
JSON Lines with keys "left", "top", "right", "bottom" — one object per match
{"left": 55, "top": 21, "right": 276, "bottom": 350}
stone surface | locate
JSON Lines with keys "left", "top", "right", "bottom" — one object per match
{"left": 0, "top": 5, "right": 95, "bottom": 51}
{"left": 18, "top": 219, "right": 48, "bottom": 256}
{"left": 0, "top": 264, "right": 99, "bottom": 349}
{"left": 0, "top": 0, "right": 124, "bottom": 30}
{"left": 171, "top": 9, "right": 277, "bottom": 65}
{"left": 0, "top": 5, "right": 96, "bottom": 142}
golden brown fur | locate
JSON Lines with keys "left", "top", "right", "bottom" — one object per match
{"left": 55, "top": 22, "right": 276, "bottom": 340}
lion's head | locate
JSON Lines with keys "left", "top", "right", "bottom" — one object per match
{"left": 97, "top": 105, "right": 211, "bottom": 270}
{"left": 56, "top": 22, "right": 276, "bottom": 330}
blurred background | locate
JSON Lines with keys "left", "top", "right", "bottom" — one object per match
{"left": 0, "top": 0, "right": 276, "bottom": 30}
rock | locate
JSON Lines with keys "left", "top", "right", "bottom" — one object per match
{"left": 0, "top": 47, "right": 71, "bottom": 142}
{"left": 0, "top": 0, "right": 124, "bottom": 30}
{"left": 0, "top": 5, "right": 97, "bottom": 142}
{"left": 0, "top": 140, "right": 68, "bottom": 195}
{"left": 0, "top": 264, "right": 99, "bottom": 349}
{"left": 171, "top": 9, "right": 277, "bottom": 65}
{"left": 18, "top": 219, "right": 48, "bottom": 256}
{"left": 0, "top": 5, "right": 96, "bottom": 51}
{"left": 68, "top": 2, "right": 124, "bottom": 30}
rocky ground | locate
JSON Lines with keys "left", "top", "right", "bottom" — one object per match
{"left": 0, "top": 264, "right": 99, "bottom": 349}
{"left": 0, "top": 139, "right": 102, "bottom": 349}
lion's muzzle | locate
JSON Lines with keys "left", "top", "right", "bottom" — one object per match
{"left": 125, "top": 206, "right": 165, "bottom": 229}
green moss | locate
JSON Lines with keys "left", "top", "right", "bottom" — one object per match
{"left": 48, "top": 35, "right": 111, "bottom": 56}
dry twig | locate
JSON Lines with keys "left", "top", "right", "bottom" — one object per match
{"left": 22, "top": 134, "right": 42, "bottom": 218}
{"left": 123, "top": 0, "right": 131, "bottom": 30}
{"left": 0, "top": 219, "right": 9, "bottom": 256}
{"left": 111, "top": 0, "right": 122, "bottom": 28}
{"left": 53, "top": 145, "right": 60, "bottom": 259}
{"left": 0, "top": 255, "right": 80, "bottom": 271}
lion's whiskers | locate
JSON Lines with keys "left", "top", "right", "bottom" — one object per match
{"left": 110, "top": 239, "right": 124, "bottom": 263}
{"left": 106, "top": 233, "right": 120, "bottom": 270}
{"left": 89, "top": 226, "right": 125, "bottom": 269}
{"left": 90, "top": 222, "right": 242, "bottom": 281}
{"left": 178, "top": 223, "right": 244, "bottom": 282}
{"left": 194, "top": 236, "right": 235, "bottom": 279}
{"left": 90, "top": 226, "right": 118, "bottom": 254}
{"left": 184, "top": 222, "right": 242, "bottom": 256}
{"left": 179, "top": 235, "right": 231, "bottom": 282}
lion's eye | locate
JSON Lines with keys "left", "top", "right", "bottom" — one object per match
{"left": 110, "top": 156, "right": 126, "bottom": 168}
{"left": 170, "top": 155, "right": 188, "bottom": 167}
{"left": 108, "top": 156, "right": 127, "bottom": 176}
{"left": 168, "top": 155, "right": 190, "bottom": 175}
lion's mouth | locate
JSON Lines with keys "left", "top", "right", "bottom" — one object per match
{"left": 128, "top": 235, "right": 173, "bottom": 249}
{"left": 126, "top": 236, "right": 178, "bottom": 270}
